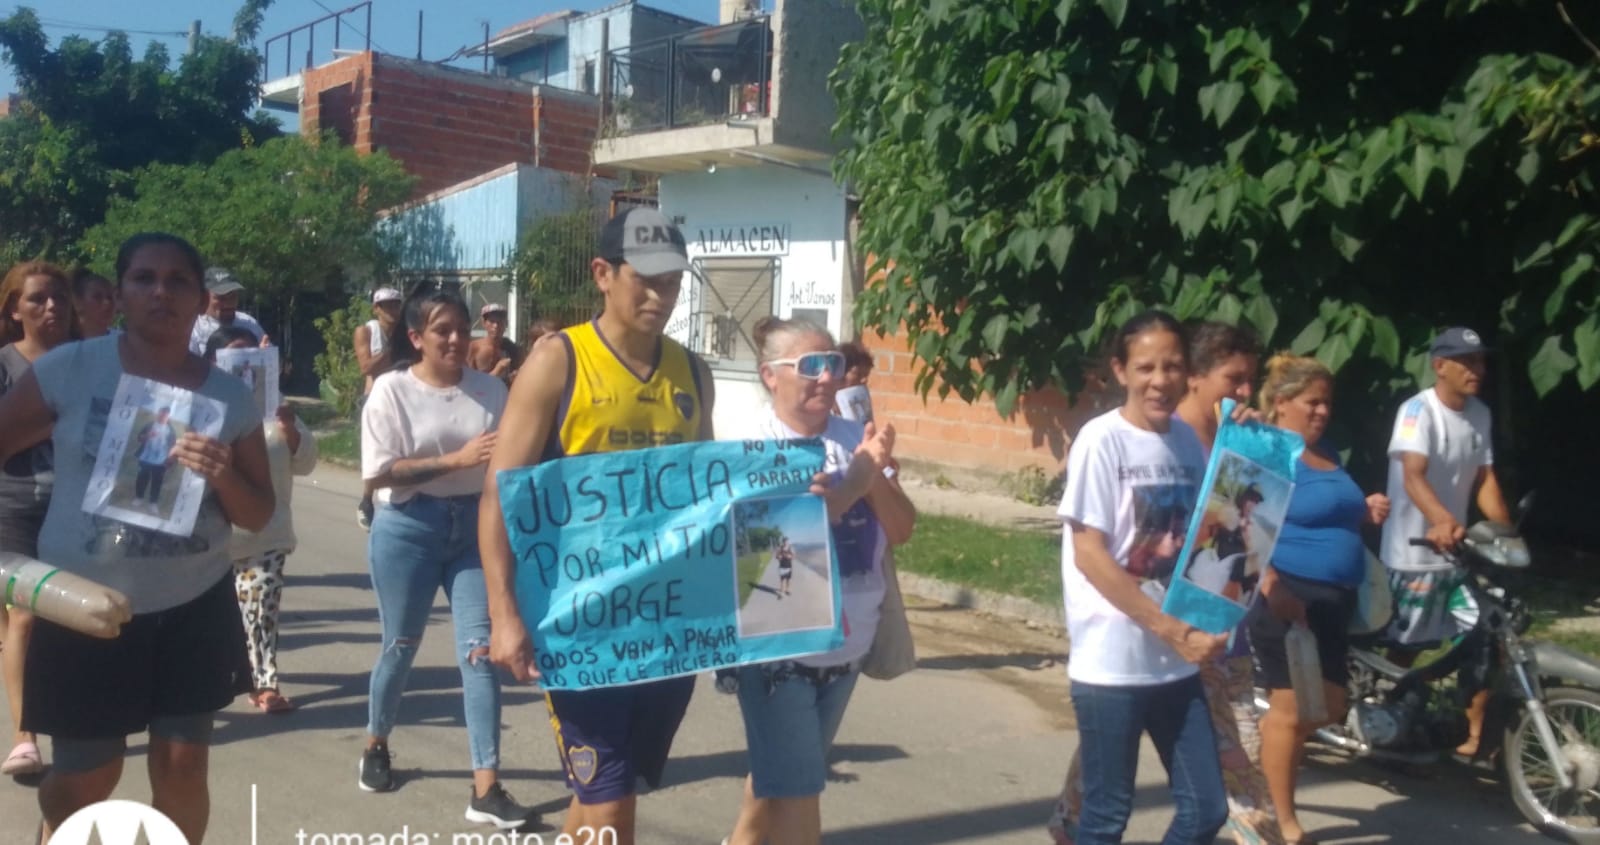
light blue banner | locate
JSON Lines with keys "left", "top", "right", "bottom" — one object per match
{"left": 1163, "top": 399, "right": 1305, "bottom": 634}
{"left": 495, "top": 438, "right": 844, "bottom": 690}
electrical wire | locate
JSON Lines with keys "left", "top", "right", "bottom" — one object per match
{"left": 305, "top": 0, "right": 391, "bottom": 56}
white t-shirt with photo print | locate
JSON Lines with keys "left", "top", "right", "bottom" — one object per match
{"left": 1381, "top": 388, "right": 1494, "bottom": 573}
{"left": 1058, "top": 409, "right": 1206, "bottom": 686}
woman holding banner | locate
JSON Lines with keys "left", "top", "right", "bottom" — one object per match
{"left": 1250, "top": 354, "right": 1388, "bottom": 845}
{"left": 1051, "top": 321, "right": 1278, "bottom": 845}
{"left": 1056, "top": 311, "right": 1230, "bottom": 845}
{"left": 357, "top": 290, "right": 534, "bottom": 831}
{"left": 0, "top": 233, "right": 273, "bottom": 844}
{"left": 722, "top": 315, "right": 915, "bottom": 845}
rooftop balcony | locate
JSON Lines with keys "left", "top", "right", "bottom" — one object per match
{"left": 594, "top": 0, "right": 862, "bottom": 174}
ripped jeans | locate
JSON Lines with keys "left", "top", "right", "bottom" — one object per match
{"left": 367, "top": 493, "right": 500, "bottom": 771}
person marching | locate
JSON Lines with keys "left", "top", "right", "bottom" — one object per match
{"left": 0, "top": 261, "right": 78, "bottom": 778}
{"left": 356, "top": 289, "right": 535, "bottom": 830}
{"left": 722, "top": 316, "right": 914, "bottom": 845}
{"left": 479, "top": 207, "right": 713, "bottom": 845}
{"left": 0, "top": 233, "right": 274, "bottom": 843}
{"left": 188, "top": 268, "right": 268, "bottom": 354}
{"left": 1250, "top": 354, "right": 1389, "bottom": 845}
{"left": 1381, "top": 327, "right": 1511, "bottom": 760}
{"left": 206, "top": 326, "right": 319, "bottom": 715}
{"left": 353, "top": 287, "right": 403, "bottom": 530}
{"left": 70, "top": 269, "right": 116, "bottom": 339}
{"left": 469, "top": 303, "right": 524, "bottom": 387}
{"left": 1050, "top": 321, "right": 1278, "bottom": 845}
{"left": 1056, "top": 311, "right": 1229, "bottom": 845}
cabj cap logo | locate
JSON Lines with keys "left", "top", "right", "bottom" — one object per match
{"left": 54, "top": 800, "right": 189, "bottom": 845}
{"left": 599, "top": 208, "right": 691, "bottom": 277}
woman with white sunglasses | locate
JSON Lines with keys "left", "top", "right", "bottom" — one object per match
{"left": 721, "top": 316, "right": 916, "bottom": 845}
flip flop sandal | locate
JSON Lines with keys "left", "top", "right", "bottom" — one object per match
{"left": 2, "top": 741, "right": 43, "bottom": 776}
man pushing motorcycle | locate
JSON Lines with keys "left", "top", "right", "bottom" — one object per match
{"left": 1380, "top": 326, "right": 1513, "bottom": 759}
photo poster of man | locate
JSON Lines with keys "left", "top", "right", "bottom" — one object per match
{"left": 81, "top": 374, "right": 227, "bottom": 537}
{"left": 834, "top": 385, "right": 874, "bottom": 424}
{"left": 214, "top": 347, "right": 280, "bottom": 420}
{"left": 1162, "top": 398, "right": 1305, "bottom": 635}
{"left": 495, "top": 437, "right": 845, "bottom": 691}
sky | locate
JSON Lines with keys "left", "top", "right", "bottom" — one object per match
{"left": 1, "top": 0, "right": 728, "bottom": 97}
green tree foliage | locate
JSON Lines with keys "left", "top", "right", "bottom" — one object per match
{"left": 833, "top": 0, "right": 1600, "bottom": 424}
{"left": 313, "top": 295, "right": 371, "bottom": 418}
{"left": 0, "top": 3, "right": 280, "bottom": 260}
{"left": 511, "top": 209, "right": 604, "bottom": 326}
{"left": 81, "top": 134, "right": 414, "bottom": 301}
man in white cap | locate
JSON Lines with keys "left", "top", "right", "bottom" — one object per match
{"left": 352, "top": 286, "right": 403, "bottom": 529}
{"left": 1382, "top": 325, "right": 1512, "bottom": 759}
{"left": 189, "top": 268, "right": 269, "bottom": 354}
{"left": 469, "top": 302, "right": 522, "bottom": 386}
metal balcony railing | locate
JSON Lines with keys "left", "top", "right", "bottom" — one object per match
{"left": 606, "top": 16, "right": 772, "bottom": 135}
{"left": 260, "top": 2, "right": 373, "bottom": 83}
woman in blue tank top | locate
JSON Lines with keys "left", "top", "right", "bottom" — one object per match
{"left": 1249, "top": 354, "right": 1390, "bottom": 845}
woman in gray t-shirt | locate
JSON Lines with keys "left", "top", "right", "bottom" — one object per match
{"left": 0, "top": 259, "right": 77, "bottom": 779}
{"left": 0, "top": 233, "right": 273, "bottom": 844}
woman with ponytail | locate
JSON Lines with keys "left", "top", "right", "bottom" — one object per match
{"left": 357, "top": 290, "right": 534, "bottom": 830}
{"left": 1250, "top": 354, "right": 1389, "bottom": 845}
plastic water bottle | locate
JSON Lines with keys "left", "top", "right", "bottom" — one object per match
{"left": 0, "top": 553, "right": 132, "bottom": 639}
{"left": 1285, "top": 623, "right": 1328, "bottom": 723}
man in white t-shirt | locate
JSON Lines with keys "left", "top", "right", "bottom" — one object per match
{"left": 1381, "top": 326, "right": 1511, "bottom": 758}
{"left": 189, "top": 268, "right": 269, "bottom": 354}
{"left": 353, "top": 287, "right": 402, "bottom": 530}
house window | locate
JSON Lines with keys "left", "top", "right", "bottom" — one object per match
{"left": 691, "top": 257, "right": 778, "bottom": 369}
{"left": 583, "top": 59, "right": 597, "bottom": 94}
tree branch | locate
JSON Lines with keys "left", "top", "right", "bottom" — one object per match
{"left": 1558, "top": 2, "right": 1600, "bottom": 65}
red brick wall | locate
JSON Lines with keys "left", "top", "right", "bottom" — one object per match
{"left": 0, "top": 94, "right": 18, "bottom": 117}
{"left": 860, "top": 328, "right": 1103, "bottom": 474}
{"left": 298, "top": 53, "right": 601, "bottom": 198}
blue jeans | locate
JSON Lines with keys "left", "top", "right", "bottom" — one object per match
{"left": 1069, "top": 673, "right": 1227, "bottom": 845}
{"left": 366, "top": 493, "right": 500, "bottom": 771}
{"left": 736, "top": 663, "right": 859, "bottom": 798}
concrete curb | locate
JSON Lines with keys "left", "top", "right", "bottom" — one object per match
{"left": 898, "top": 571, "right": 1065, "bottom": 634}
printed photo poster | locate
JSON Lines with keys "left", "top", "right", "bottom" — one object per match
{"left": 214, "top": 347, "right": 280, "bottom": 419}
{"left": 496, "top": 438, "right": 845, "bottom": 691}
{"left": 834, "top": 385, "right": 874, "bottom": 424}
{"left": 81, "top": 375, "right": 226, "bottom": 537}
{"left": 1162, "top": 399, "right": 1305, "bottom": 634}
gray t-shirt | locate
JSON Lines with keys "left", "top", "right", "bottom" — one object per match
{"left": 33, "top": 335, "right": 260, "bottom": 613}
{"left": 0, "top": 344, "right": 52, "bottom": 553}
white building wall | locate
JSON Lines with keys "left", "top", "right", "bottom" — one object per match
{"left": 658, "top": 163, "right": 849, "bottom": 440}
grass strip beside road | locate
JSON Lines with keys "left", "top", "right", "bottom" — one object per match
{"left": 895, "top": 514, "right": 1063, "bottom": 608}
{"left": 315, "top": 420, "right": 360, "bottom": 468}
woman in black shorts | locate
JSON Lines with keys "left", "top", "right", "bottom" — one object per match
{"left": 1249, "top": 354, "right": 1389, "bottom": 845}
{"left": 0, "top": 233, "right": 273, "bottom": 843}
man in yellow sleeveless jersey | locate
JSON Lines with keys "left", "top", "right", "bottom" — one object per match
{"left": 479, "top": 207, "right": 714, "bottom": 844}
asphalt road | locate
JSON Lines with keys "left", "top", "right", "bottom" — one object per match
{"left": 0, "top": 465, "right": 1563, "bottom": 844}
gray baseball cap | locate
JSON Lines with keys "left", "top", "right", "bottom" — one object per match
{"left": 1430, "top": 326, "right": 1489, "bottom": 358}
{"left": 205, "top": 267, "right": 244, "bottom": 296}
{"left": 599, "top": 207, "right": 691, "bottom": 276}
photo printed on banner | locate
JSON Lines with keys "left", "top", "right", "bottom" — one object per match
{"left": 1177, "top": 449, "right": 1294, "bottom": 608}
{"left": 81, "top": 374, "right": 225, "bottom": 537}
{"left": 732, "top": 494, "right": 837, "bottom": 639}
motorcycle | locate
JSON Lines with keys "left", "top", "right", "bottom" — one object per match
{"left": 1256, "top": 517, "right": 1600, "bottom": 842}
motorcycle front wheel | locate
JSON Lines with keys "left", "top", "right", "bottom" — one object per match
{"left": 1506, "top": 686, "right": 1600, "bottom": 842}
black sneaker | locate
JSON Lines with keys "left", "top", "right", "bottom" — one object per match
{"left": 465, "top": 782, "right": 536, "bottom": 829}
{"left": 358, "top": 745, "right": 394, "bottom": 793}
